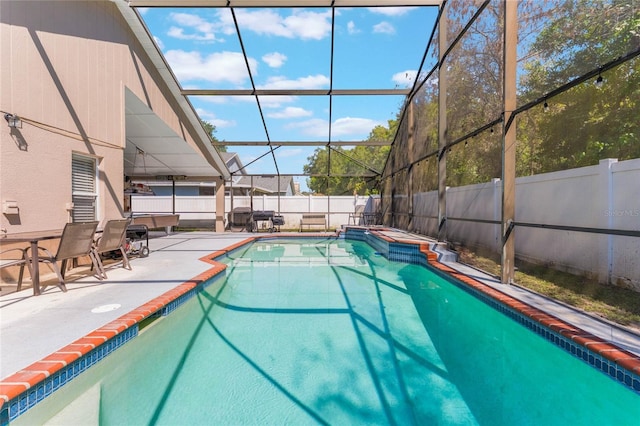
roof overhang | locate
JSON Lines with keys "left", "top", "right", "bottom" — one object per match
{"left": 113, "top": 0, "right": 231, "bottom": 180}
{"left": 124, "top": 89, "right": 227, "bottom": 179}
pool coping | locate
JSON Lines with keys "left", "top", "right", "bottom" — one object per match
{"left": 1, "top": 230, "right": 639, "bottom": 423}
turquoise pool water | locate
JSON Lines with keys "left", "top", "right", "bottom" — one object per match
{"left": 15, "top": 238, "right": 640, "bottom": 425}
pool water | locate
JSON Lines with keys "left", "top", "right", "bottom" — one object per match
{"left": 16, "top": 238, "right": 640, "bottom": 425}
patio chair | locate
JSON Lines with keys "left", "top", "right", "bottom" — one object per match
{"left": 0, "top": 248, "right": 30, "bottom": 291}
{"left": 91, "top": 218, "right": 132, "bottom": 279}
{"left": 348, "top": 204, "right": 365, "bottom": 225}
{"left": 26, "top": 221, "right": 99, "bottom": 293}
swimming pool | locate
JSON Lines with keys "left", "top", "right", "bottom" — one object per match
{"left": 6, "top": 235, "right": 640, "bottom": 425}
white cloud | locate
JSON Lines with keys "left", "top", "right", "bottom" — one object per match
{"left": 278, "top": 148, "right": 304, "bottom": 158}
{"left": 195, "top": 108, "right": 236, "bottom": 128}
{"left": 153, "top": 35, "right": 164, "bottom": 50}
{"left": 367, "top": 7, "right": 417, "bottom": 17}
{"left": 259, "top": 75, "right": 330, "bottom": 90}
{"left": 167, "top": 26, "right": 217, "bottom": 42}
{"left": 262, "top": 52, "right": 287, "bottom": 68}
{"left": 164, "top": 50, "right": 256, "bottom": 85}
{"left": 256, "top": 95, "right": 298, "bottom": 108}
{"left": 392, "top": 70, "right": 418, "bottom": 87}
{"left": 286, "top": 117, "right": 381, "bottom": 138}
{"left": 332, "top": 117, "right": 382, "bottom": 137}
{"left": 168, "top": 12, "right": 221, "bottom": 42}
{"left": 193, "top": 95, "right": 230, "bottom": 105}
{"left": 286, "top": 119, "right": 328, "bottom": 137}
{"left": 227, "top": 9, "right": 332, "bottom": 40}
{"left": 267, "top": 107, "right": 313, "bottom": 119}
{"left": 373, "top": 21, "right": 396, "bottom": 35}
{"left": 347, "top": 21, "right": 359, "bottom": 35}
{"left": 201, "top": 94, "right": 298, "bottom": 108}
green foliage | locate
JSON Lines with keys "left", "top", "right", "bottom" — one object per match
{"left": 303, "top": 2, "right": 639, "bottom": 193}
{"left": 517, "top": 0, "right": 640, "bottom": 173}
{"left": 303, "top": 121, "right": 395, "bottom": 195}
{"left": 201, "top": 119, "right": 227, "bottom": 152}
{"left": 389, "top": 1, "right": 639, "bottom": 187}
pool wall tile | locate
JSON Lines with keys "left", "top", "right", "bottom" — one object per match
{"left": 0, "top": 325, "right": 138, "bottom": 423}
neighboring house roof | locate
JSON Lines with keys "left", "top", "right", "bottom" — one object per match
{"left": 235, "top": 175, "right": 294, "bottom": 194}
{"left": 222, "top": 153, "right": 294, "bottom": 193}
{"left": 220, "top": 152, "right": 239, "bottom": 166}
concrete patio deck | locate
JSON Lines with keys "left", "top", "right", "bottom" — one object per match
{"left": 0, "top": 231, "right": 255, "bottom": 379}
{"left": 1, "top": 229, "right": 639, "bottom": 384}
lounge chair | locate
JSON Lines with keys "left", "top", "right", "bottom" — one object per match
{"left": 91, "top": 218, "right": 132, "bottom": 279}
{"left": 0, "top": 248, "right": 30, "bottom": 291}
{"left": 26, "top": 221, "right": 100, "bottom": 293}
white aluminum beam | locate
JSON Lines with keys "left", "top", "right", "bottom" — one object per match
{"left": 221, "top": 140, "right": 391, "bottom": 146}
{"left": 183, "top": 89, "right": 411, "bottom": 96}
{"left": 129, "top": 1, "right": 442, "bottom": 7}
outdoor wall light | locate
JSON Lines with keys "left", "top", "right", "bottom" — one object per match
{"left": 595, "top": 74, "right": 604, "bottom": 87}
{"left": 4, "top": 113, "right": 22, "bottom": 129}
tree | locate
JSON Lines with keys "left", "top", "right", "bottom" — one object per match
{"left": 519, "top": 0, "right": 640, "bottom": 173}
{"left": 201, "top": 120, "right": 227, "bottom": 152}
{"left": 303, "top": 120, "right": 395, "bottom": 195}
{"left": 384, "top": 0, "right": 639, "bottom": 186}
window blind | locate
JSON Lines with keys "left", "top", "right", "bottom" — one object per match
{"left": 72, "top": 154, "right": 97, "bottom": 222}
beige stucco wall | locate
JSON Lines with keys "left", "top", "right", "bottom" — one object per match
{"left": 0, "top": 0, "right": 206, "bottom": 233}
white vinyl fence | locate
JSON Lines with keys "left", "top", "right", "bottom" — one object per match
{"left": 131, "top": 158, "right": 639, "bottom": 288}
{"left": 131, "top": 194, "right": 375, "bottom": 231}
{"left": 410, "top": 158, "right": 640, "bottom": 289}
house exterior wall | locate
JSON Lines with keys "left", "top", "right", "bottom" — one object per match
{"left": 0, "top": 0, "right": 205, "bottom": 233}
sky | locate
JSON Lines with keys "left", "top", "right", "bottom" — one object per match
{"left": 137, "top": 6, "right": 438, "bottom": 191}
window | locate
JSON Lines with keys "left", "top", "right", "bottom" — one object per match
{"left": 71, "top": 153, "right": 98, "bottom": 222}
{"left": 199, "top": 186, "right": 215, "bottom": 196}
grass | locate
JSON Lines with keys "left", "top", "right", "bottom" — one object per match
{"left": 456, "top": 247, "right": 640, "bottom": 332}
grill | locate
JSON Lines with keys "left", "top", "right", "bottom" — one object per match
{"left": 228, "top": 208, "right": 283, "bottom": 232}
{"left": 251, "top": 210, "right": 284, "bottom": 232}
{"left": 252, "top": 210, "right": 274, "bottom": 232}
{"left": 251, "top": 210, "right": 274, "bottom": 221}
{"left": 228, "top": 207, "right": 252, "bottom": 230}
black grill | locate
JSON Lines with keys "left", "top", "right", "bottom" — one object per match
{"left": 252, "top": 210, "right": 274, "bottom": 221}
{"left": 229, "top": 207, "right": 252, "bottom": 227}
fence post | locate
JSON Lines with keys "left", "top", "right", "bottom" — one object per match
{"left": 493, "top": 178, "right": 502, "bottom": 253}
{"left": 598, "top": 158, "right": 617, "bottom": 284}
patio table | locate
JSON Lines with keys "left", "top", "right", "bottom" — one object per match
{"left": 1, "top": 230, "right": 63, "bottom": 295}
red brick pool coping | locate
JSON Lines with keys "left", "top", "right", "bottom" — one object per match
{"left": 2, "top": 230, "right": 639, "bottom": 411}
